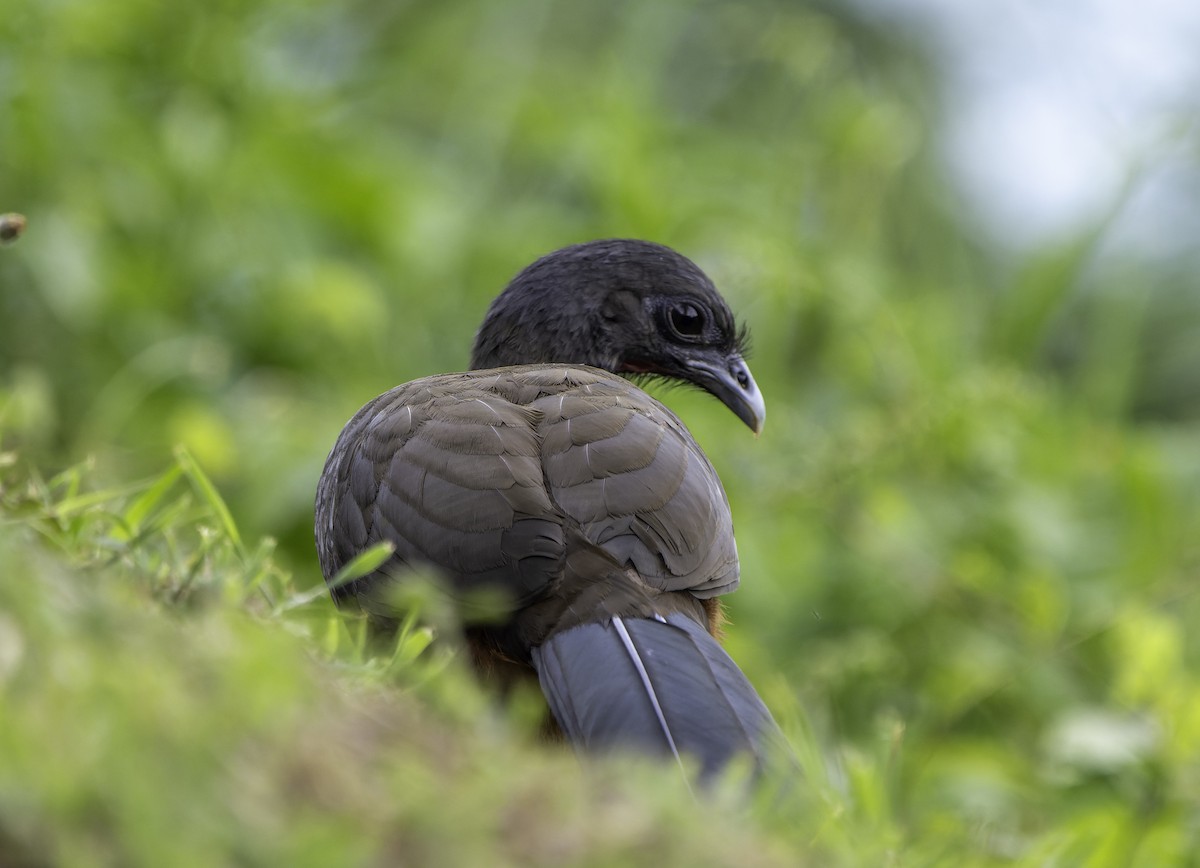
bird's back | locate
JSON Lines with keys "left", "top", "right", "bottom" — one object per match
{"left": 315, "top": 364, "right": 739, "bottom": 636}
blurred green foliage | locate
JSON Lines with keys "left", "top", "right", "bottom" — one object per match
{"left": 3, "top": 0, "right": 1200, "bottom": 864}
{"left": 0, "top": 455, "right": 812, "bottom": 867}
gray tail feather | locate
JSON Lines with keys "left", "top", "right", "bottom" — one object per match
{"left": 531, "top": 612, "right": 786, "bottom": 779}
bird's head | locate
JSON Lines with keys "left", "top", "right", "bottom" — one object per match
{"left": 469, "top": 239, "right": 765, "bottom": 433}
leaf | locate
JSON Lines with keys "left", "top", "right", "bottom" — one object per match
{"left": 174, "top": 445, "right": 243, "bottom": 556}
{"left": 329, "top": 540, "right": 396, "bottom": 589}
{"left": 120, "top": 465, "right": 185, "bottom": 537}
{"left": 273, "top": 541, "right": 395, "bottom": 615}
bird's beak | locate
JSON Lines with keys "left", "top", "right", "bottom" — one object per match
{"left": 685, "top": 353, "right": 766, "bottom": 435}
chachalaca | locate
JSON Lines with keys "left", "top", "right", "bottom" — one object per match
{"left": 315, "top": 239, "right": 784, "bottom": 778}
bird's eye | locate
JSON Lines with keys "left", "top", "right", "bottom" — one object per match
{"left": 668, "top": 302, "right": 706, "bottom": 339}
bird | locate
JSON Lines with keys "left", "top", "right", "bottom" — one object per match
{"left": 314, "top": 239, "right": 785, "bottom": 779}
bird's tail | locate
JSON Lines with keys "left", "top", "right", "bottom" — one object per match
{"left": 531, "top": 611, "right": 786, "bottom": 780}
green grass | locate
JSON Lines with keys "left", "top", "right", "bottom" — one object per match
{"left": 0, "top": 451, "right": 864, "bottom": 868}
{"left": 2, "top": 412, "right": 1199, "bottom": 865}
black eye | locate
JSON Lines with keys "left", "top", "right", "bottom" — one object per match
{"left": 668, "top": 302, "right": 706, "bottom": 339}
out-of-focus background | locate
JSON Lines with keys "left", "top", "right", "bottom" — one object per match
{"left": 3, "top": 1, "right": 1199, "bottom": 864}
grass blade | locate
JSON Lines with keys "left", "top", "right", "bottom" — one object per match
{"left": 174, "top": 445, "right": 243, "bottom": 556}
{"left": 274, "top": 541, "right": 395, "bottom": 615}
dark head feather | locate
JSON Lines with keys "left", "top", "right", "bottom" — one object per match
{"left": 469, "top": 239, "right": 765, "bottom": 432}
